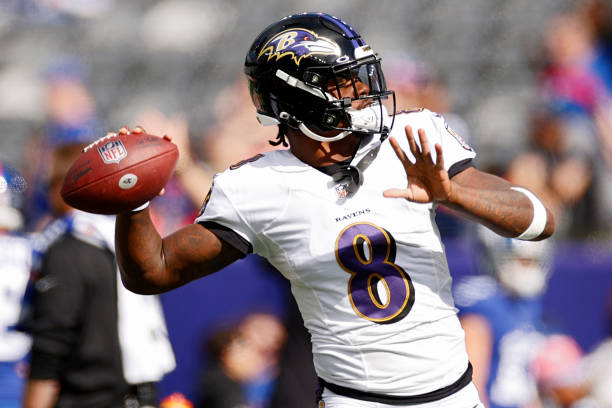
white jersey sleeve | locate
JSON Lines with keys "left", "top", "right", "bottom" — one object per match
{"left": 195, "top": 152, "right": 295, "bottom": 259}
{"left": 197, "top": 175, "right": 257, "bottom": 246}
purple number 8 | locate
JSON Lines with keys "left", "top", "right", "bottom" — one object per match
{"left": 335, "top": 222, "right": 415, "bottom": 324}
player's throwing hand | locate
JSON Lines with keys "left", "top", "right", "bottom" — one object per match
{"left": 384, "top": 125, "right": 454, "bottom": 204}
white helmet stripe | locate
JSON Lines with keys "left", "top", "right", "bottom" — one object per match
{"left": 275, "top": 69, "right": 336, "bottom": 101}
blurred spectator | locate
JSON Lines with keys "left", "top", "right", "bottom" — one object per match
{"left": 5, "top": 0, "right": 114, "bottom": 23}
{"left": 453, "top": 227, "right": 556, "bottom": 407}
{"left": 575, "top": 0, "right": 612, "bottom": 95}
{"left": 0, "top": 161, "right": 31, "bottom": 408}
{"left": 198, "top": 312, "right": 286, "bottom": 408}
{"left": 582, "top": 289, "right": 612, "bottom": 406}
{"left": 239, "top": 313, "right": 286, "bottom": 408}
{"left": 198, "top": 323, "right": 248, "bottom": 408}
{"left": 42, "top": 59, "right": 101, "bottom": 145}
{"left": 504, "top": 105, "right": 595, "bottom": 238}
{"left": 385, "top": 54, "right": 473, "bottom": 144}
{"left": 536, "top": 9, "right": 612, "bottom": 238}
{"left": 22, "top": 58, "right": 103, "bottom": 231}
{"left": 198, "top": 76, "right": 281, "bottom": 174}
{"left": 21, "top": 142, "right": 175, "bottom": 408}
{"left": 539, "top": 11, "right": 609, "bottom": 116}
{"left": 578, "top": 0, "right": 612, "bottom": 240}
{"left": 531, "top": 334, "right": 592, "bottom": 407}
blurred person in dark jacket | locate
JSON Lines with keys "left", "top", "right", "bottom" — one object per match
{"left": 22, "top": 142, "right": 175, "bottom": 408}
{"left": 198, "top": 313, "right": 286, "bottom": 408}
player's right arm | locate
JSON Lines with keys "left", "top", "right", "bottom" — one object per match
{"left": 115, "top": 209, "right": 243, "bottom": 294}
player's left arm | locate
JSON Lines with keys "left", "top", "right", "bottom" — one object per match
{"left": 384, "top": 125, "right": 555, "bottom": 240}
{"left": 444, "top": 165, "right": 554, "bottom": 240}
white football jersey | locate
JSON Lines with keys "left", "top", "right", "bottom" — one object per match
{"left": 196, "top": 109, "right": 476, "bottom": 395}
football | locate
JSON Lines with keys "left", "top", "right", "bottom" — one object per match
{"left": 61, "top": 131, "right": 179, "bottom": 214}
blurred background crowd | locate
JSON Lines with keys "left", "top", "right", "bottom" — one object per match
{"left": 2, "top": 0, "right": 612, "bottom": 407}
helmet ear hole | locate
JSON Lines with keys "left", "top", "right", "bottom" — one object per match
{"left": 303, "top": 72, "right": 324, "bottom": 86}
{"left": 323, "top": 113, "right": 340, "bottom": 127}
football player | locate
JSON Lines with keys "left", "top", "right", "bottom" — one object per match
{"left": 453, "top": 227, "right": 555, "bottom": 407}
{"left": 114, "top": 12, "right": 555, "bottom": 407}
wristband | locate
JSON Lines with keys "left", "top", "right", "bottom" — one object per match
{"left": 131, "top": 201, "right": 150, "bottom": 213}
{"left": 510, "top": 187, "right": 547, "bottom": 240}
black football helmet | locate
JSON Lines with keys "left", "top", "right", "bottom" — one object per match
{"left": 244, "top": 12, "right": 395, "bottom": 142}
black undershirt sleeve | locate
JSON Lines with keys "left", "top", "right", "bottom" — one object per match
{"left": 448, "top": 158, "right": 475, "bottom": 178}
{"left": 198, "top": 221, "right": 253, "bottom": 257}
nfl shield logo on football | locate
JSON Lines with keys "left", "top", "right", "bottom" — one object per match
{"left": 97, "top": 140, "right": 127, "bottom": 164}
{"left": 335, "top": 183, "right": 351, "bottom": 199}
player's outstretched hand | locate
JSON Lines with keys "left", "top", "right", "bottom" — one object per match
{"left": 383, "top": 125, "right": 453, "bottom": 204}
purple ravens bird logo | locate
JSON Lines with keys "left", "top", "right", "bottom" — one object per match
{"left": 258, "top": 28, "right": 341, "bottom": 66}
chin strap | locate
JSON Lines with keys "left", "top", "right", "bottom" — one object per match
{"left": 331, "top": 128, "right": 389, "bottom": 196}
{"left": 298, "top": 122, "right": 352, "bottom": 142}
